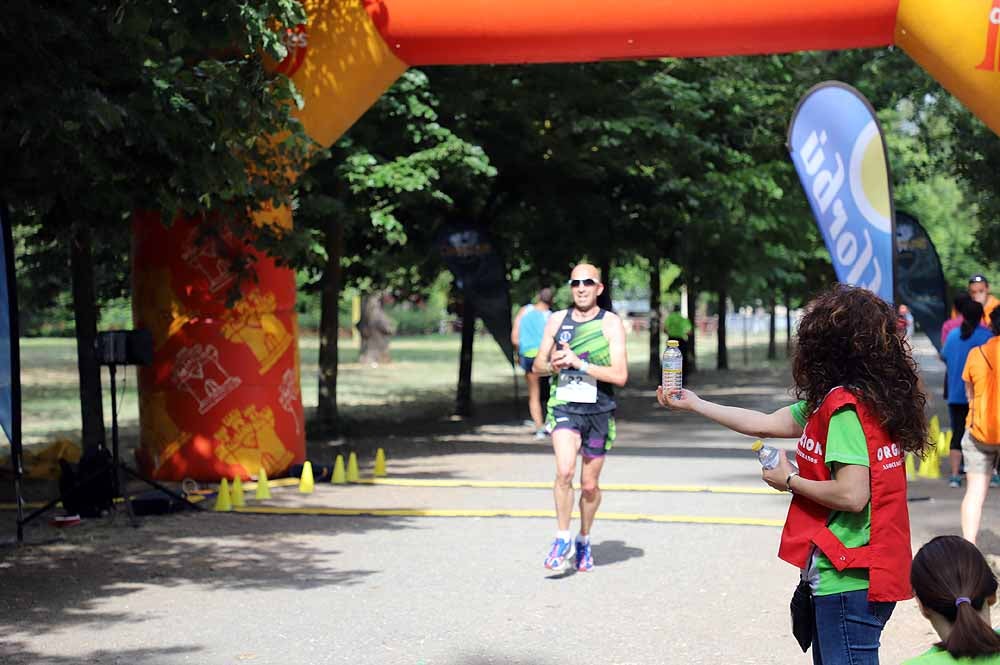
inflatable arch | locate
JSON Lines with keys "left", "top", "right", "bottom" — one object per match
{"left": 133, "top": 0, "right": 1000, "bottom": 481}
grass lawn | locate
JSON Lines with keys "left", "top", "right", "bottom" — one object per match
{"left": 7, "top": 329, "right": 790, "bottom": 446}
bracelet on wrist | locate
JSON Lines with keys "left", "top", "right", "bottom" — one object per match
{"left": 786, "top": 471, "right": 799, "bottom": 493}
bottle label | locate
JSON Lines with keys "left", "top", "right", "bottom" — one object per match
{"left": 555, "top": 370, "right": 598, "bottom": 403}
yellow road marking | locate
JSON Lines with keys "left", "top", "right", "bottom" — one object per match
{"left": 235, "top": 505, "right": 783, "bottom": 527}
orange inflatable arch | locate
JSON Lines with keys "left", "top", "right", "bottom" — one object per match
{"left": 134, "top": 0, "right": 1000, "bottom": 481}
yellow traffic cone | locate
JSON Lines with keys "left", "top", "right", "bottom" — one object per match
{"left": 919, "top": 446, "right": 942, "bottom": 479}
{"left": 332, "top": 455, "right": 346, "bottom": 484}
{"left": 347, "top": 452, "right": 360, "bottom": 483}
{"left": 938, "top": 429, "right": 954, "bottom": 457}
{"left": 905, "top": 453, "right": 916, "bottom": 481}
{"left": 925, "top": 447, "right": 942, "bottom": 479}
{"left": 928, "top": 415, "right": 940, "bottom": 447}
{"left": 937, "top": 431, "right": 950, "bottom": 457}
{"left": 214, "top": 478, "right": 233, "bottom": 512}
{"left": 374, "top": 448, "right": 387, "bottom": 477}
{"left": 232, "top": 475, "right": 246, "bottom": 508}
{"left": 255, "top": 466, "right": 272, "bottom": 500}
{"left": 299, "top": 461, "right": 315, "bottom": 494}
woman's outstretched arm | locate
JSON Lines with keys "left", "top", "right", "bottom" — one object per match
{"left": 656, "top": 387, "right": 804, "bottom": 439}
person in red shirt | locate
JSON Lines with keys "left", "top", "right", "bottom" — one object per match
{"left": 658, "top": 285, "right": 928, "bottom": 663}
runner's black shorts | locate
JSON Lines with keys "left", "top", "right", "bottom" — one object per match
{"left": 547, "top": 406, "right": 617, "bottom": 458}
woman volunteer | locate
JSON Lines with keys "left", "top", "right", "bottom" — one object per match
{"left": 658, "top": 285, "right": 927, "bottom": 664}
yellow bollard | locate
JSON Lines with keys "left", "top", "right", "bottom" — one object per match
{"left": 299, "top": 461, "right": 315, "bottom": 494}
{"left": 347, "top": 452, "right": 360, "bottom": 483}
{"left": 213, "top": 478, "right": 232, "bottom": 512}
{"left": 231, "top": 475, "right": 246, "bottom": 508}
{"left": 332, "top": 455, "right": 346, "bottom": 484}
{"left": 374, "top": 448, "right": 387, "bottom": 477}
{"left": 255, "top": 467, "right": 272, "bottom": 500}
{"left": 905, "top": 453, "right": 916, "bottom": 482}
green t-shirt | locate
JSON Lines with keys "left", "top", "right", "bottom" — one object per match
{"left": 789, "top": 400, "right": 871, "bottom": 596}
{"left": 902, "top": 633, "right": 1000, "bottom": 664}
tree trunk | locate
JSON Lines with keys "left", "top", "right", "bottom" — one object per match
{"left": 686, "top": 281, "right": 698, "bottom": 374}
{"left": 316, "top": 218, "right": 343, "bottom": 434}
{"left": 455, "top": 299, "right": 475, "bottom": 416}
{"left": 358, "top": 292, "right": 393, "bottom": 365}
{"left": 647, "top": 258, "right": 661, "bottom": 381}
{"left": 767, "top": 292, "right": 777, "bottom": 361}
{"left": 717, "top": 285, "right": 729, "bottom": 370}
{"left": 785, "top": 292, "right": 792, "bottom": 357}
{"left": 69, "top": 221, "right": 105, "bottom": 452}
{"left": 597, "top": 257, "right": 613, "bottom": 311}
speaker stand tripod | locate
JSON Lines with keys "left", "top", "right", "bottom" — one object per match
{"left": 106, "top": 364, "right": 199, "bottom": 523}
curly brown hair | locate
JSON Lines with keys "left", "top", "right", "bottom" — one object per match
{"left": 792, "top": 285, "right": 928, "bottom": 454}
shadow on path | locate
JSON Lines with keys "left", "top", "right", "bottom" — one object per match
{"left": 0, "top": 511, "right": 414, "bottom": 635}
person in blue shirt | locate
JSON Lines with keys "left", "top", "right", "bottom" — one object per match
{"left": 941, "top": 298, "right": 992, "bottom": 488}
{"left": 512, "top": 288, "right": 554, "bottom": 438}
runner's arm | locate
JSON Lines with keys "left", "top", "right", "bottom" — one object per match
{"left": 658, "top": 388, "right": 804, "bottom": 439}
{"left": 594, "top": 313, "right": 628, "bottom": 386}
{"left": 531, "top": 311, "right": 564, "bottom": 376}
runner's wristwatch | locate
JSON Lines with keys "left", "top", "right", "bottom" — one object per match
{"left": 578, "top": 360, "right": 590, "bottom": 373}
{"left": 786, "top": 472, "right": 799, "bottom": 493}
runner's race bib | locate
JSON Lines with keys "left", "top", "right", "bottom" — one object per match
{"left": 556, "top": 369, "right": 598, "bottom": 403}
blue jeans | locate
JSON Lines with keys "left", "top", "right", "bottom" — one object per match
{"left": 811, "top": 590, "right": 895, "bottom": 665}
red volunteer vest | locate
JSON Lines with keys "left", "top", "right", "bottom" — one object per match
{"left": 777, "top": 387, "right": 912, "bottom": 602}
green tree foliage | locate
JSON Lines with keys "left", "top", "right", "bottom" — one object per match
{"left": 2, "top": 1, "right": 315, "bottom": 316}
{"left": 1, "top": 1, "right": 314, "bottom": 447}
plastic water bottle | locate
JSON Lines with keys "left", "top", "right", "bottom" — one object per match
{"left": 661, "top": 340, "right": 683, "bottom": 397}
{"left": 751, "top": 440, "right": 780, "bottom": 470}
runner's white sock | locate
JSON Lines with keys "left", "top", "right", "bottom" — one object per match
{"left": 576, "top": 533, "right": 590, "bottom": 545}
{"left": 556, "top": 530, "right": 571, "bottom": 542}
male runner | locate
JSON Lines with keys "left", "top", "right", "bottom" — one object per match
{"left": 533, "top": 263, "right": 628, "bottom": 572}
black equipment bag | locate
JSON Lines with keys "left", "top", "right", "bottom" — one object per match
{"left": 58, "top": 447, "right": 115, "bottom": 517}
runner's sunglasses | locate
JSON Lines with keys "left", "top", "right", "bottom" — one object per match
{"left": 568, "top": 278, "right": 598, "bottom": 287}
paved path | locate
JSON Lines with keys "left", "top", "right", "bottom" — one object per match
{"left": 0, "top": 336, "right": 997, "bottom": 664}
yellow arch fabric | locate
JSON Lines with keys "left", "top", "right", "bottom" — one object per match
{"left": 291, "top": 1, "right": 1000, "bottom": 145}
{"left": 896, "top": 0, "right": 1000, "bottom": 135}
{"left": 291, "top": 0, "right": 408, "bottom": 149}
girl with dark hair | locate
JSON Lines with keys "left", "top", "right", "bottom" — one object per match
{"left": 905, "top": 535, "right": 1000, "bottom": 663}
{"left": 658, "top": 284, "right": 928, "bottom": 664}
{"left": 941, "top": 298, "right": 992, "bottom": 487}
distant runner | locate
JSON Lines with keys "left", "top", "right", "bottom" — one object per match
{"left": 512, "top": 288, "right": 554, "bottom": 438}
{"left": 533, "top": 263, "right": 628, "bottom": 572}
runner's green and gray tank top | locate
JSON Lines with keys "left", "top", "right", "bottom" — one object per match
{"left": 548, "top": 308, "right": 616, "bottom": 414}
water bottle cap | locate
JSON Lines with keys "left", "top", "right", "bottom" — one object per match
{"left": 751, "top": 440, "right": 764, "bottom": 452}
{"left": 667, "top": 340, "right": 679, "bottom": 347}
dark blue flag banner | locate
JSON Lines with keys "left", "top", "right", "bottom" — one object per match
{"left": 788, "top": 82, "right": 895, "bottom": 304}
{"left": 895, "top": 211, "right": 949, "bottom": 352}
{"left": 0, "top": 204, "right": 24, "bottom": 540}
{"left": 437, "top": 225, "right": 515, "bottom": 365}
{"left": 0, "top": 206, "right": 19, "bottom": 454}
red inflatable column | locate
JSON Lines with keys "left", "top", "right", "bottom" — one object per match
{"left": 131, "top": 212, "right": 305, "bottom": 482}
